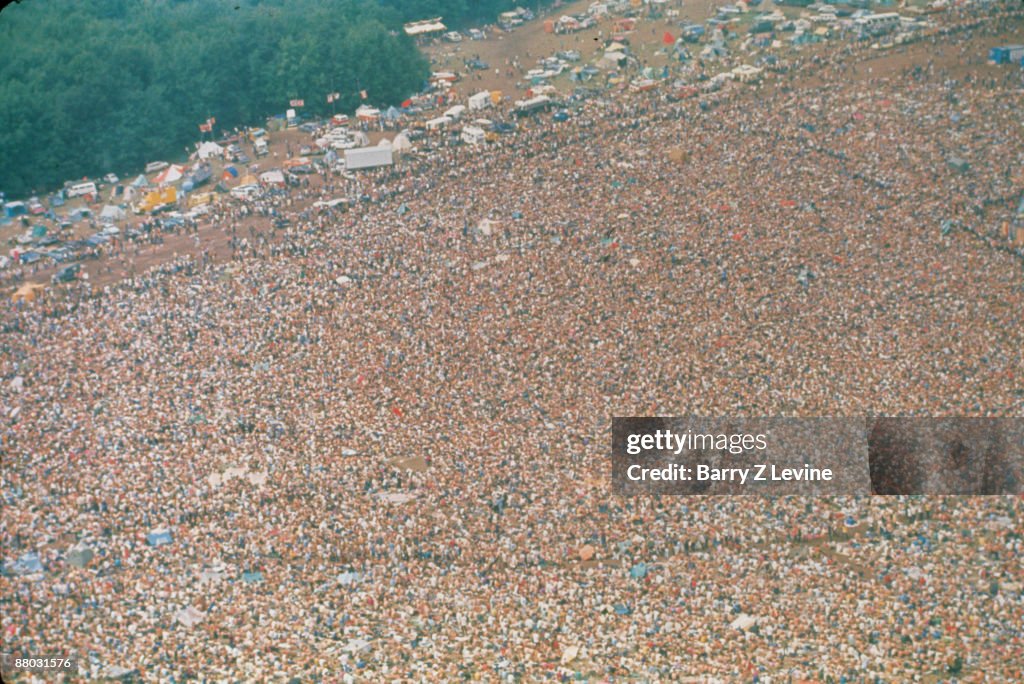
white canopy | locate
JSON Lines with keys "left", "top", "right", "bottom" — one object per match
{"left": 196, "top": 141, "right": 224, "bottom": 159}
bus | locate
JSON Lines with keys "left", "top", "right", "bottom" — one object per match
{"left": 855, "top": 13, "right": 902, "bottom": 37}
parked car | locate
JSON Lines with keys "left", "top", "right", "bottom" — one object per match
{"left": 52, "top": 263, "right": 81, "bottom": 283}
{"left": 103, "top": 173, "right": 120, "bottom": 184}
{"left": 27, "top": 198, "right": 46, "bottom": 215}
{"left": 468, "top": 28, "right": 485, "bottom": 40}
{"left": 18, "top": 251, "right": 44, "bottom": 264}
{"left": 443, "top": 31, "right": 463, "bottom": 42}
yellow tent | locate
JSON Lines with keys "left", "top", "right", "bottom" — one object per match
{"left": 11, "top": 282, "right": 47, "bottom": 303}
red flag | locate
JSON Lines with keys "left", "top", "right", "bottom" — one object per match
{"left": 402, "top": 99, "right": 413, "bottom": 108}
{"left": 360, "top": 90, "right": 368, "bottom": 100}
{"left": 290, "top": 99, "right": 304, "bottom": 107}
{"left": 391, "top": 406, "right": 403, "bottom": 417}
{"left": 663, "top": 31, "right": 674, "bottom": 45}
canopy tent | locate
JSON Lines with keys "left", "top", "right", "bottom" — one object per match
{"left": 377, "top": 138, "right": 393, "bottom": 149}
{"left": 356, "top": 105, "right": 381, "bottom": 121}
{"left": 99, "top": 205, "right": 126, "bottom": 221}
{"left": 154, "top": 164, "right": 185, "bottom": 185}
{"left": 11, "top": 282, "right": 46, "bottom": 303}
{"left": 196, "top": 141, "right": 224, "bottom": 160}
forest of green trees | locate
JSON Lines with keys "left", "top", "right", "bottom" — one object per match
{"left": 0, "top": 0, "right": 546, "bottom": 198}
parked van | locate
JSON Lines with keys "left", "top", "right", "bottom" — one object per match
{"left": 254, "top": 139, "right": 269, "bottom": 157}
{"left": 66, "top": 181, "right": 98, "bottom": 198}
{"left": 145, "top": 161, "right": 169, "bottom": 174}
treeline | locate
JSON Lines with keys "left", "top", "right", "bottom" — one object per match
{"left": 0, "top": 0, "right": 432, "bottom": 198}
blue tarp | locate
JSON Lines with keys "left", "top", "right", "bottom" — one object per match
{"left": 5, "top": 552, "right": 44, "bottom": 576}
{"left": 242, "top": 571, "right": 263, "bottom": 584}
{"left": 613, "top": 604, "right": 632, "bottom": 615}
{"left": 630, "top": 562, "right": 647, "bottom": 579}
{"left": 146, "top": 530, "right": 173, "bottom": 547}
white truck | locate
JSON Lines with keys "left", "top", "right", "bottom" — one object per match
{"left": 344, "top": 147, "right": 393, "bottom": 170}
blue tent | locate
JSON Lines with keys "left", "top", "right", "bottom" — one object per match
{"left": 242, "top": 571, "right": 263, "bottom": 584}
{"left": 629, "top": 562, "right": 648, "bottom": 579}
{"left": 613, "top": 604, "right": 632, "bottom": 615}
{"left": 146, "top": 529, "right": 173, "bottom": 546}
{"left": 383, "top": 106, "right": 402, "bottom": 121}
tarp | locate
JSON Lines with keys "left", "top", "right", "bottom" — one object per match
{"left": 5, "top": 552, "right": 44, "bottom": 576}
{"left": 337, "top": 571, "right": 362, "bottom": 585}
{"left": 147, "top": 528, "right": 173, "bottom": 547}
{"left": 154, "top": 165, "right": 185, "bottom": 185}
{"left": 629, "top": 562, "right": 647, "bottom": 579}
{"left": 730, "top": 614, "right": 758, "bottom": 630}
{"left": 11, "top": 282, "right": 46, "bottom": 303}
{"left": 242, "top": 571, "right": 263, "bottom": 583}
{"left": 176, "top": 606, "right": 206, "bottom": 627}
{"left": 67, "top": 544, "right": 94, "bottom": 568}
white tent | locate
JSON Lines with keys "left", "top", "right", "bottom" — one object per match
{"left": 377, "top": 138, "right": 393, "bottom": 148}
{"left": 196, "top": 141, "right": 224, "bottom": 160}
{"left": 392, "top": 133, "right": 413, "bottom": 152}
{"left": 99, "top": 205, "right": 126, "bottom": 221}
{"left": 154, "top": 164, "right": 185, "bottom": 185}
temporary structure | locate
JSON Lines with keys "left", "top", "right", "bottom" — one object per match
{"left": 392, "top": 133, "right": 413, "bottom": 153}
{"left": 153, "top": 164, "right": 185, "bottom": 185}
{"left": 11, "top": 283, "right": 46, "bottom": 303}
{"left": 196, "top": 141, "right": 224, "bottom": 160}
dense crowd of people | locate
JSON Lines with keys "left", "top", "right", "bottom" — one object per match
{"left": 2, "top": 3, "right": 1023, "bottom": 681}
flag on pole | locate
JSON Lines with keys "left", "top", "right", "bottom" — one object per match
{"left": 199, "top": 122, "right": 212, "bottom": 132}
{"left": 327, "top": 92, "right": 341, "bottom": 103}
{"left": 290, "top": 99, "right": 305, "bottom": 107}
{"left": 207, "top": 117, "right": 216, "bottom": 125}
{"left": 359, "top": 90, "right": 368, "bottom": 100}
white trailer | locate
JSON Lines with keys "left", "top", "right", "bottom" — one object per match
{"left": 468, "top": 91, "right": 492, "bottom": 111}
{"left": 344, "top": 147, "right": 394, "bottom": 170}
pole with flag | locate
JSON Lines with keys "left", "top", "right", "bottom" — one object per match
{"left": 327, "top": 91, "right": 341, "bottom": 115}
